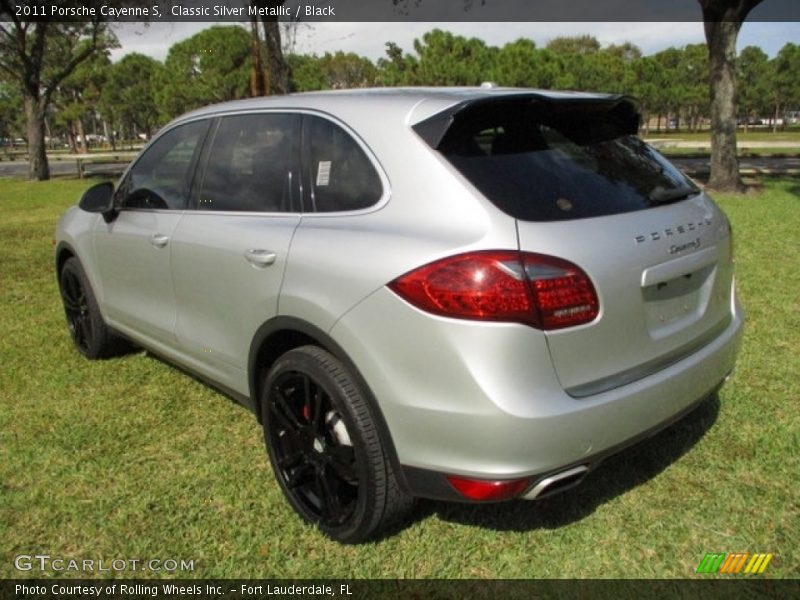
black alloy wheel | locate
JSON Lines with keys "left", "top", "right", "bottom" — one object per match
{"left": 268, "top": 369, "right": 360, "bottom": 527}
{"left": 60, "top": 264, "right": 93, "bottom": 354}
{"left": 59, "top": 257, "right": 129, "bottom": 359}
{"left": 262, "top": 346, "right": 412, "bottom": 543}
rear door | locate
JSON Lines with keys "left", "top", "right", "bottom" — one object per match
{"left": 432, "top": 96, "right": 735, "bottom": 395}
{"left": 170, "top": 112, "right": 301, "bottom": 392}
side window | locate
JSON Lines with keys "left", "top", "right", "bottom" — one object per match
{"left": 119, "top": 120, "right": 206, "bottom": 210}
{"left": 304, "top": 116, "right": 383, "bottom": 212}
{"left": 196, "top": 113, "right": 297, "bottom": 212}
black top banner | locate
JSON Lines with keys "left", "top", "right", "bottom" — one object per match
{"left": 2, "top": 0, "right": 800, "bottom": 23}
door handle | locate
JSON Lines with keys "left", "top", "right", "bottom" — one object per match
{"left": 150, "top": 233, "right": 169, "bottom": 248}
{"left": 244, "top": 248, "right": 277, "bottom": 267}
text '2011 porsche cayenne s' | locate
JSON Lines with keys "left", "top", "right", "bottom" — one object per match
{"left": 56, "top": 88, "right": 742, "bottom": 542}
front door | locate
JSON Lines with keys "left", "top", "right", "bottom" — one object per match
{"left": 93, "top": 119, "right": 208, "bottom": 345}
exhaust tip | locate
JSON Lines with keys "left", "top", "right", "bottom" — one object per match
{"left": 523, "top": 465, "right": 589, "bottom": 500}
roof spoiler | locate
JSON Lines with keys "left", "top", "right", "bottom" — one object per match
{"left": 412, "top": 93, "right": 641, "bottom": 149}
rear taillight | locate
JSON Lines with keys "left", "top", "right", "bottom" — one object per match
{"left": 446, "top": 475, "right": 530, "bottom": 502}
{"left": 388, "top": 250, "right": 598, "bottom": 330}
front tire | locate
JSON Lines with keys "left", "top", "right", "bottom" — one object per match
{"left": 261, "top": 346, "right": 412, "bottom": 543}
{"left": 59, "top": 257, "right": 128, "bottom": 359}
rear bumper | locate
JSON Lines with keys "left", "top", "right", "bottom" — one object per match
{"left": 402, "top": 374, "right": 728, "bottom": 502}
{"left": 331, "top": 288, "right": 743, "bottom": 500}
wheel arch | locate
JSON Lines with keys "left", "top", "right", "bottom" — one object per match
{"left": 55, "top": 241, "right": 77, "bottom": 276}
{"left": 248, "top": 316, "right": 408, "bottom": 492}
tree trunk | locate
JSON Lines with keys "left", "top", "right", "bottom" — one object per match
{"left": 250, "top": 18, "right": 266, "bottom": 96}
{"left": 45, "top": 118, "right": 53, "bottom": 150}
{"left": 23, "top": 96, "right": 49, "bottom": 181}
{"left": 103, "top": 120, "right": 112, "bottom": 150}
{"left": 76, "top": 118, "right": 88, "bottom": 153}
{"left": 704, "top": 20, "right": 745, "bottom": 192}
{"left": 67, "top": 127, "right": 78, "bottom": 154}
{"left": 261, "top": 16, "right": 289, "bottom": 95}
{"left": 773, "top": 103, "right": 780, "bottom": 134}
{"left": 105, "top": 121, "right": 116, "bottom": 151}
{"left": 699, "top": 0, "right": 765, "bottom": 191}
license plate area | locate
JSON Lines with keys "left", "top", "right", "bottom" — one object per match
{"left": 643, "top": 264, "right": 714, "bottom": 338}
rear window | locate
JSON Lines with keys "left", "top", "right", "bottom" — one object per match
{"left": 429, "top": 98, "right": 699, "bottom": 221}
{"left": 303, "top": 116, "right": 383, "bottom": 212}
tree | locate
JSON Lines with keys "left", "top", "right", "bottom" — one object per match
{"left": 0, "top": 4, "right": 117, "bottom": 179}
{"left": 377, "top": 30, "right": 501, "bottom": 87}
{"left": 251, "top": 1, "right": 290, "bottom": 94}
{"left": 556, "top": 49, "right": 631, "bottom": 94}
{"left": 51, "top": 45, "right": 111, "bottom": 154}
{"left": 0, "top": 78, "right": 24, "bottom": 143}
{"left": 631, "top": 56, "right": 662, "bottom": 135}
{"left": 411, "top": 29, "right": 494, "bottom": 86}
{"left": 606, "top": 42, "right": 643, "bottom": 63}
{"left": 546, "top": 35, "right": 601, "bottom": 56}
{"left": 770, "top": 43, "right": 800, "bottom": 132}
{"left": 544, "top": 35, "right": 635, "bottom": 94}
{"left": 248, "top": 17, "right": 267, "bottom": 96}
{"left": 651, "top": 48, "right": 684, "bottom": 131}
{"left": 155, "top": 26, "right": 251, "bottom": 121}
{"left": 678, "top": 44, "right": 710, "bottom": 132}
{"left": 287, "top": 54, "right": 328, "bottom": 92}
{"left": 100, "top": 53, "right": 162, "bottom": 143}
{"left": 320, "top": 52, "right": 377, "bottom": 89}
{"left": 377, "top": 41, "right": 419, "bottom": 86}
{"left": 737, "top": 46, "right": 769, "bottom": 132}
{"left": 489, "top": 39, "right": 560, "bottom": 89}
{"left": 698, "top": 0, "right": 764, "bottom": 192}
{"left": 289, "top": 52, "right": 377, "bottom": 91}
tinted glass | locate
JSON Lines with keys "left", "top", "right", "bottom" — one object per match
{"left": 197, "top": 113, "right": 296, "bottom": 212}
{"left": 121, "top": 120, "right": 206, "bottom": 210}
{"left": 436, "top": 100, "right": 699, "bottom": 221}
{"left": 305, "top": 116, "right": 382, "bottom": 212}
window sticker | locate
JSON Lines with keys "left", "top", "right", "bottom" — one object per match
{"left": 316, "top": 161, "right": 331, "bottom": 187}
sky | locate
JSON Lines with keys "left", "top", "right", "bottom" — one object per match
{"left": 110, "top": 21, "right": 800, "bottom": 63}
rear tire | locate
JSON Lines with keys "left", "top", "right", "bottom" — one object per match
{"left": 59, "top": 257, "right": 130, "bottom": 359}
{"left": 261, "top": 345, "right": 412, "bottom": 543}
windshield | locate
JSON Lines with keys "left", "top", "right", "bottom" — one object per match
{"left": 431, "top": 98, "right": 699, "bottom": 222}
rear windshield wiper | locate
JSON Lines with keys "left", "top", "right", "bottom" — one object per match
{"left": 648, "top": 186, "right": 701, "bottom": 205}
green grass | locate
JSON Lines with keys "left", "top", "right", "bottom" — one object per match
{"left": 643, "top": 129, "right": 800, "bottom": 143}
{"left": 660, "top": 147, "right": 800, "bottom": 158}
{"left": 1, "top": 176, "right": 798, "bottom": 579}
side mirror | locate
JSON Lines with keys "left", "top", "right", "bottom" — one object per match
{"left": 78, "top": 181, "right": 117, "bottom": 222}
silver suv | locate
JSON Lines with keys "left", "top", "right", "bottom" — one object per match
{"left": 56, "top": 88, "right": 743, "bottom": 542}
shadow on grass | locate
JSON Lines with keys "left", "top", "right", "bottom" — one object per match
{"left": 414, "top": 393, "right": 720, "bottom": 534}
{"left": 140, "top": 350, "right": 256, "bottom": 415}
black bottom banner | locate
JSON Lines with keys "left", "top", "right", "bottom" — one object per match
{"left": 2, "top": 579, "right": 799, "bottom": 600}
